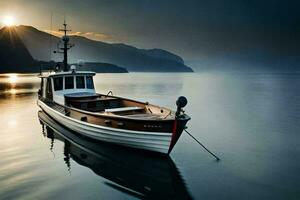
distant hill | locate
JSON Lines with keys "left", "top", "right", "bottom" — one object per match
{"left": 15, "top": 25, "right": 193, "bottom": 72}
{"left": 38, "top": 61, "right": 128, "bottom": 73}
{"left": 73, "top": 62, "right": 128, "bottom": 73}
{"left": 0, "top": 26, "right": 125, "bottom": 73}
{"left": 0, "top": 27, "right": 38, "bottom": 73}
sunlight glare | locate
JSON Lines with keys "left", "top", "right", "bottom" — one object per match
{"left": 8, "top": 74, "right": 18, "bottom": 84}
{"left": 2, "top": 15, "right": 16, "bottom": 27}
{"left": 8, "top": 119, "right": 17, "bottom": 127}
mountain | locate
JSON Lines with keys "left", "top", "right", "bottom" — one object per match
{"left": 14, "top": 25, "right": 193, "bottom": 72}
{"left": 73, "top": 62, "right": 128, "bottom": 73}
{"left": 37, "top": 60, "right": 128, "bottom": 73}
{"left": 141, "top": 48, "right": 184, "bottom": 64}
{"left": 0, "top": 27, "right": 38, "bottom": 73}
{"left": 0, "top": 26, "right": 126, "bottom": 73}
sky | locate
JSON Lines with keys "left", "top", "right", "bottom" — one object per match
{"left": 0, "top": 0, "right": 299, "bottom": 69}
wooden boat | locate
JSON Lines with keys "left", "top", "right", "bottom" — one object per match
{"left": 38, "top": 110, "right": 192, "bottom": 199}
{"left": 37, "top": 22, "right": 191, "bottom": 154}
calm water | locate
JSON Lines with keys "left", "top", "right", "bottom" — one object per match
{"left": 0, "top": 72, "right": 300, "bottom": 199}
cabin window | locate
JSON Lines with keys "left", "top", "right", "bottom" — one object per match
{"left": 86, "top": 76, "right": 94, "bottom": 89}
{"left": 46, "top": 78, "right": 53, "bottom": 99}
{"left": 65, "top": 76, "right": 74, "bottom": 89}
{"left": 40, "top": 78, "right": 44, "bottom": 90}
{"left": 54, "top": 77, "right": 63, "bottom": 91}
{"left": 39, "top": 78, "right": 44, "bottom": 96}
{"left": 76, "top": 76, "right": 85, "bottom": 89}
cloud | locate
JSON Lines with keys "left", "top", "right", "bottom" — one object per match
{"left": 44, "top": 30, "right": 113, "bottom": 42}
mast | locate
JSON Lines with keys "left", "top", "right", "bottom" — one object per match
{"left": 54, "top": 19, "right": 74, "bottom": 71}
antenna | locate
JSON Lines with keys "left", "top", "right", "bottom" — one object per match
{"left": 49, "top": 12, "right": 53, "bottom": 61}
{"left": 59, "top": 15, "right": 71, "bottom": 37}
{"left": 53, "top": 16, "right": 74, "bottom": 72}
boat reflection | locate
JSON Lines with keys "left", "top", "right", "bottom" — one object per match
{"left": 38, "top": 111, "right": 192, "bottom": 199}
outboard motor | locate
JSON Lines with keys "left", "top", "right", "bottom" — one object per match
{"left": 176, "top": 96, "right": 188, "bottom": 118}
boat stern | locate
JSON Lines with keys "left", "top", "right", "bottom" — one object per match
{"left": 168, "top": 96, "right": 191, "bottom": 154}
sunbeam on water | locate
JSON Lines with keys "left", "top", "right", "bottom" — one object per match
{"left": 0, "top": 74, "right": 40, "bottom": 95}
{"left": 8, "top": 74, "right": 18, "bottom": 84}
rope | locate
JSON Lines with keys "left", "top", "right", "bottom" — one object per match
{"left": 184, "top": 129, "right": 220, "bottom": 161}
{"left": 106, "top": 91, "right": 113, "bottom": 96}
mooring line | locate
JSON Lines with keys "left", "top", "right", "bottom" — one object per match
{"left": 184, "top": 129, "right": 220, "bottom": 161}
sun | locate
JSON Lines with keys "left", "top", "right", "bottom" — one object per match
{"left": 3, "top": 15, "right": 16, "bottom": 27}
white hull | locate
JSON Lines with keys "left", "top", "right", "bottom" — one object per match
{"left": 38, "top": 100, "right": 172, "bottom": 154}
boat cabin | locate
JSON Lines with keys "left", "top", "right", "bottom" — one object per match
{"left": 38, "top": 68, "right": 173, "bottom": 119}
{"left": 38, "top": 69, "right": 149, "bottom": 115}
{"left": 39, "top": 70, "right": 96, "bottom": 105}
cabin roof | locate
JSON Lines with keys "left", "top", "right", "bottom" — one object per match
{"left": 64, "top": 92, "right": 99, "bottom": 98}
{"left": 38, "top": 71, "right": 96, "bottom": 78}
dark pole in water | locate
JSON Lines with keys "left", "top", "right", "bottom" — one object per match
{"left": 184, "top": 129, "right": 220, "bottom": 161}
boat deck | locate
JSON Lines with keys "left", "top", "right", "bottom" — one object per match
{"left": 124, "top": 113, "right": 167, "bottom": 120}
{"left": 45, "top": 101, "right": 67, "bottom": 115}
{"left": 43, "top": 100, "right": 173, "bottom": 120}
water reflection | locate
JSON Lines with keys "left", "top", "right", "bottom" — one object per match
{"left": 7, "top": 74, "right": 18, "bottom": 84}
{"left": 0, "top": 73, "right": 40, "bottom": 95}
{"left": 38, "top": 111, "right": 192, "bottom": 199}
